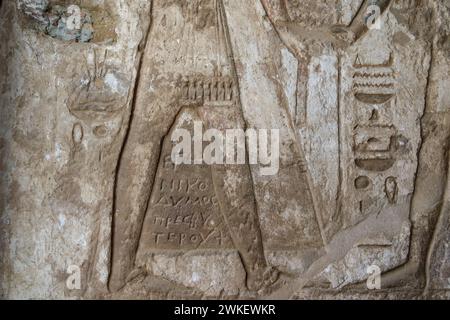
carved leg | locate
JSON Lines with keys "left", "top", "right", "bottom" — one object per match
{"left": 108, "top": 43, "right": 183, "bottom": 292}
{"left": 382, "top": 112, "right": 450, "bottom": 288}
{"left": 198, "top": 106, "right": 278, "bottom": 292}
{"left": 411, "top": 112, "right": 450, "bottom": 287}
{"left": 211, "top": 164, "right": 278, "bottom": 291}
{"left": 111, "top": 0, "right": 279, "bottom": 294}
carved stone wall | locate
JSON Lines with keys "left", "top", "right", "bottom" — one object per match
{"left": 0, "top": 0, "right": 449, "bottom": 299}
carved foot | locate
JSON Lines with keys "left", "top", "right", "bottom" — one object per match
{"left": 246, "top": 267, "right": 282, "bottom": 294}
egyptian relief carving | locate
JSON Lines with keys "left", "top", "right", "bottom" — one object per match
{"left": 1, "top": 0, "right": 450, "bottom": 300}
{"left": 110, "top": 0, "right": 416, "bottom": 296}
{"left": 109, "top": 0, "right": 281, "bottom": 296}
{"left": 68, "top": 51, "right": 128, "bottom": 122}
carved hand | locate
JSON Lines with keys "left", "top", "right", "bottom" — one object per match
{"left": 261, "top": 0, "right": 392, "bottom": 54}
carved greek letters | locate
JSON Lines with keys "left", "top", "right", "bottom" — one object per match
{"left": 138, "top": 143, "right": 234, "bottom": 250}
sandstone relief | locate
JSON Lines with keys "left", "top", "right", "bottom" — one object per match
{"left": 0, "top": 0, "right": 449, "bottom": 300}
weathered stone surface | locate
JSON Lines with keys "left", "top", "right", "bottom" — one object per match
{"left": 0, "top": 0, "right": 449, "bottom": 300}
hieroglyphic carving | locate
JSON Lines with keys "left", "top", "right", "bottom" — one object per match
{"left": 354, "top": 124, "right": 397, "bottom": 172}
{"left": 180, "top": 74, "right": 236, "bottom": 107}
{"left": 385, "top": 176, "right": 398, "bottom": 204}
{"left": 349, "top": 53, "right": 406, "bottom": 215}
{"left": 68, "top": 50, "right": 127, "bottom": 123}
{"left": 72, "top": 123, "right": 84, "bottom": 145}
{"left": 19, "top": 0, "right": 95, "bottom": 42}
{"left": 259, "top": 0, "right": 395, "bottom": 241}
